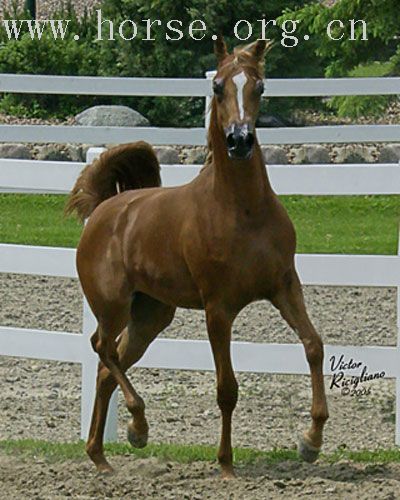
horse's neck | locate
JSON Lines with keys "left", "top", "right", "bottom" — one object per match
{"left": 208, "top": 117, "right": 273, "bottom": 212}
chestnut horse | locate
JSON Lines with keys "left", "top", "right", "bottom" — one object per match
{"left": 66, "top": 37, "right": 328, "bottom": 479}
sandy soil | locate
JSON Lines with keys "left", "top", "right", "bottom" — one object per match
{"left": 0, "top": 274, "right": 398, "bottom": 497}
{"left": 1, "top": 452, "right": 400, "bottom": 500}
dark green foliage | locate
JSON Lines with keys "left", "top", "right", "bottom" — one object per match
{"left": 284, "top": 0, "right": 398, "bottom": 77}
{"left": 0, "top": 3, "right": 104, "bottom": 117}
{"left": 97, "top": 0, "right": 321, "bottom": 121}
{"left": 98, "top": 0, "right": 316, "bottom": 77}
{"left": 327, "top": 61, "right": 395, "bottom": 118}
{"left": 0, "top": 0, "right": 398, "bottom": 122}
{"left": 0, "top": 35, "right": 104, "bottom": 117}
{"left": 280, "top": 0, "right": 400, "bottom": 118}
{"left": 0, "top": 0, "right": 318, "bottom": 123}
{"left": 24, "top": 0, "right": 36, "bottom": 18}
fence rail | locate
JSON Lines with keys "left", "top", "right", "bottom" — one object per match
{"left": 1, "top": 124, "right": 400, "bottom": 145}
{"left": 0, "top": 73, "right": 399, "bottom": 445}
{"left": 1, "top": 242, "right": 398, "bottom": 286}
{"left": 1, "top": 73, "right": 399, "bottom": 96}
{"left": 1, "top": 159, "right": 399, "bottom": 195}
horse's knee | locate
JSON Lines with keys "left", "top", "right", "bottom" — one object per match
{"left": 91, "top": 332, "right": 109, "bottom": 358}
{"left": 303, "top": 335, "right": 323, "bottom": 366}
{"left": 96, "top": 363, "right": 117, "bottom": 394}
{"left": 93, "top": 336, "right": 119, "bottom": 367}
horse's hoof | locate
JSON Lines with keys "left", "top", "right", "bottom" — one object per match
{"left": 298, "top": 436, "right": 321, "bottom": 463}
{"left": 97, "top": 464, "right": 115, "bottom": 475}
{"left": 127, "top": 424, "right": 148, "bottom": 449}
{"left": 221, "top": 466, "right": 236, "bottom": 481}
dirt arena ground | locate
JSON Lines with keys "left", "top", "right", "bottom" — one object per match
{"left": 1, "top": 453, "right": 400, "bottom": 499}
{"left": 0, "top": 274, "right": 398, "bottom": 498}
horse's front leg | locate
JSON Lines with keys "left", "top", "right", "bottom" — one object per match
{"left": 272, "top": 268, "right": 329, "bottom": 462}
{"left": 205, "top": 305, "right": 238, "bottom": 480}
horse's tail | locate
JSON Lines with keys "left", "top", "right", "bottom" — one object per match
{"left": 65, "top": 141, "right": 161, "bottom": 222}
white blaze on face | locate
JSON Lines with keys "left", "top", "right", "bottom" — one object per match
{"left": 232, "top": 71, "right": 248, "bottom": 121}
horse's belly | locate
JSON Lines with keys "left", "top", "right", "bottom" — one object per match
{"left": 137, "top": 279, "right": 204, "bottom": 310}
{"left": 129, "top": 252, "right": 204, "bottom": 309}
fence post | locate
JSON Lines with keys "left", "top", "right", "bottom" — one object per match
{"left": 80, "top": 147, "right": 118, "bottom": 442}
{"left": 205, "top": 70, "right": 216, "bottom": 130}
{"left": 396, "top": 225, "right": 400, "bottom": 445}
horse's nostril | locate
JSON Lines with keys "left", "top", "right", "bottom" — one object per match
{"left": 245, "top": 133, "right": 255, "bottom": 148}
{"left": 226, "top": 133, "right": 236, "bottom": 149}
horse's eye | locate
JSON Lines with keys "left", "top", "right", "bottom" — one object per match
{"left": 256, "top": 80, "right": 265, "bottom": 95}
{"left": 213, "top": 78, "right": 224, "bottom": 96}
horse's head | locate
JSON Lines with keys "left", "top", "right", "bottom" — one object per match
{"left": 212, "top": 36, "right": 272, "bottom": 160}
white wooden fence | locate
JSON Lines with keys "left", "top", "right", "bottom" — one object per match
{"left": 0, "top": 73, "right": 399, "bottom": 444}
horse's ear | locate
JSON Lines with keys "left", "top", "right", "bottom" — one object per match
{"left": 247, "top": 39, "right": 274, "bottom": 61}
{"left": 214, "top": 35, "right": 228, "bottom": 63}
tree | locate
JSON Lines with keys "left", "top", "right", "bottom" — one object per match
{"left": 279, "top": 0, "right": 400, "bottom": 117}
{"left": 97, "top": 0, "right": 321, "bottom": 124}
{"left": 24, "top": 0, "right": 36, "bottom": 18}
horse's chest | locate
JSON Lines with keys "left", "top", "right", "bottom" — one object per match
{"left": 193, "top": 229, "right": 280, "bottom": 294}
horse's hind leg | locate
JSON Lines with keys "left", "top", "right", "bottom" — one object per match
{"left": 87, "top": 293, "right": 175, "bottom": 473}
{"left": 272, "top": 269, "right": 329, "bottom": 463}
{"left": 124, "top": 294, "right": 175, "bottom": 450}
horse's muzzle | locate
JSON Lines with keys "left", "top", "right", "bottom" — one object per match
{"left": 225, "top": 123, "right": 255, "bottom": 160}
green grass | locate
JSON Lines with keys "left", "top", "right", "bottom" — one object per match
{"left": 1, "top": 439, "right": 400, "bottom": 465}
{"left": 0, "top": 194, "right": 81, "bottom": 248}
{"left": 0, "top": 194, "right": 399, "bottom": 254}
{"left": 283, "top": 195, "right": 400, "bottom": 255}
{"left": 0, "top": 440, "right": 298, "bottom": 465}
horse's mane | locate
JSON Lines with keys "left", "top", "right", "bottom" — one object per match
{"left": 216, "top": 44, "right": 265, "bottom": 81}
{"left": 200, "top": 149, "right": 214, "bottom": 174}
{"left": 232, "top": 44, "right": 265, "bottom": 77}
